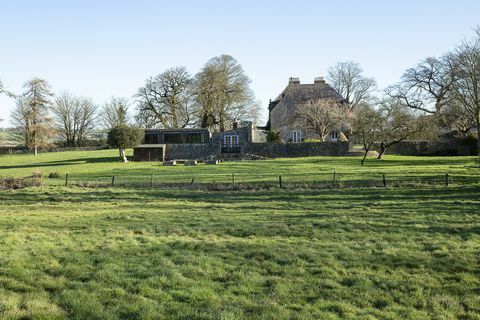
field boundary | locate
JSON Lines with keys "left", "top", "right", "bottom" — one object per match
{"left": 48, "top": 171, "right": 479, "bottom": 191}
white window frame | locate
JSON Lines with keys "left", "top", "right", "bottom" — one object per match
{"left": 224, "top": 135, "right": 239, "bottom": 147}
{"left": 331, "top": 131, "right": 338, "bottom": 141}
{"left": 292, "top": 131, "right": 302, "bottom": 143}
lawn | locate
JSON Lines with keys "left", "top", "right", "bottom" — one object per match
{"left": 1, "top": 149, "right": 479, "bottom": 187}
{"left": 0, "top": 151, "right": 479, "bottom": 319}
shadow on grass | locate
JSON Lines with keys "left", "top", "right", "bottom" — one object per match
{"left": 0, "top": 157, "right": 121, "bottom": 170}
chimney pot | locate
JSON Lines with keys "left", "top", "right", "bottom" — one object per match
{"left": 314, "top": 76, "right": 326, "bottom": 84}
{"left": 289, "top": 77, "right": 300, "bottom": 85}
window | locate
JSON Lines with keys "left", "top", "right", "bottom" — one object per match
{"left": 144, "top": 133, "right": 159, "bottom": 144}
{"left": 331, "top": 131, "right": 338, "bottom": 141}
{"left": 224, "top": 135, "right": 239, "bottom": 147}
{"left": 186, "top": 132, "right": 206, "bottom": 143}
{"left": 292, "top": 131, "right": 302, "bottom": 143}
{"left": 163, "top": 132, "right": 182, "bottom": 144}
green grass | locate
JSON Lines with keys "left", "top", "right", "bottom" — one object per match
{"left": 0, "top": 186, "right": 479, "bottom": 319}
{"left": 1, "top": 149, "right": 479, "bottom": 187}
{"left": 0, "top": 150, "right": 479, "bottom": 319}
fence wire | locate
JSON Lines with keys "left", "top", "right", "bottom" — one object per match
{"left": 42, "top": 171, "right": 480, "bottom": 190}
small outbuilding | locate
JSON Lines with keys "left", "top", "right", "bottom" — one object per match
{"left": 133, "top": 144, "right": 165, "bottom": 162}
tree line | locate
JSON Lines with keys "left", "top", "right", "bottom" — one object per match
{"left": 0, "top": 54, "right": 259, "bottom": 154}
{"left": 296, "top": 27, "right": 480, "bottom": 163}
{"left": 1, "top": 27, "right": 479, "bottom": 162}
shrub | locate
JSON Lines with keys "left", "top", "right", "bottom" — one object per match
{"left": 458, "top": 135, "right": 478, "bottom": 156}
{"left": 266, "top": 131, "right": 282, "bottom": 143}
{"left": 49, "top": 172, "right": 61, "bottom": 179}
{"left": 0, "top": 176, "right": 42, "bottom": 190}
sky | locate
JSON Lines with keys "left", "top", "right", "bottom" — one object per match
{"left": 1, "top": 0, "right": 479, "bottom": 127}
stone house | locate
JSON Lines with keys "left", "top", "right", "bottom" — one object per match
{"left": 267, "top": 77, "right": 347, "bottom": 143}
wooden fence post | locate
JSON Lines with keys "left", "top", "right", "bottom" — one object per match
{"left": 332, "top": 171, "right": 336, "bottom": 189}
{"left": 190, "top": 177, "right": 194, "bottom": 185}
{"left": 111, "top": 175, "right": 116, "bottom": 186}
{"left": 279, "top": 175, "right": 283, "bottom": 189}
{"left": 65, "top": 173, "right": 69, "bottom": 187}
{"left": 382, "top": 174, "right": 386, "bottom": 187}
{"left": 232, "top": 173, "right": 235, "bottom": 187}
{"left": 445, "top": 173, "right": 449, "bottom": 187}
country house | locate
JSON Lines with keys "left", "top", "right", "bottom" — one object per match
{"left": 267, "top": 77, "right": 347, "bottom": 143}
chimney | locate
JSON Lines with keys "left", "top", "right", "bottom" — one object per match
{"left": 289, "top": 77, "right": 300, "bottom": 85}
{"left": 232, "top": 119, "right": 238, "bottom": 129}
{"left": 314, "top": 76, "right": 326, "bottom": 84}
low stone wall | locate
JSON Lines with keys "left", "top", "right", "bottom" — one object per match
{"left": 165, "top": 143, "right": 219, "bottom": 160}
{"left": 245, "top": 141, "right": 350, "bottom": 158}
{"left": 386, "top": 139, "right": 478, "bottom": 156}
{"left": 164, "top": 141, "right": 350, "bottom": 160}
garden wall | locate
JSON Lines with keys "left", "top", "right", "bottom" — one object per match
{"left": 244, "top": 141, "right": 350, "bottom": 158}
{"left": 386, "top": 139, "right": 478, "bottom": 156}
{"left": 165, "top": 143, "right": 220, "bottom": 160}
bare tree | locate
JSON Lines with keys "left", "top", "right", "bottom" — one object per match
{"left": 195, "top": 55, "right": 255, "bottom": 131}
{"left": 441, "top": 99, "right": 475, "bottom": 136}
{"left": 296, "top": 98, "right": 349, "bottom": 141}
{"left": 0, "top": 79, "right": 15, "bottom": 126}
{"left": 100, "top": 97, "right": 130, "bottom": 129}
{"left": 387, "top": 56, "right": 455, "bottom": 119}
{"left": 0, "top": 79, "right": 15, "bottom": 98}
{"left": 351, "top": 104, "right": 383, "bottom": 165}
{"left": 451, "top": 27, "right": 480, "bottom": 162}
{"left": 51, "top": 92, "right": 97, "bottom": 147}
{"left": 327, "top": 61, "right": 376, "bottom": 111}
{"left": 375, "top": 98, "right": 433, "bottom": 159}
{"left": 136, "top": 66, "right": 195, "bottom": 128}
{"left": 11, "top": 78, "right": 54, "bottom": 155}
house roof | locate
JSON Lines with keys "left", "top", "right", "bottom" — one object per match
{"left": 271, "top": 81, "right": 344, "bottom": 110}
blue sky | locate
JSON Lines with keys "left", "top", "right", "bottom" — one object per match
{"left": 1, "top": 0, "right": 479, "bottom": 127}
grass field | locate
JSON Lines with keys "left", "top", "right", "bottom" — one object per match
{"left": 1, "top": 149, "right": 479, "bottom": 187}
{"left": 0, "top": 150, "right": 479, "bottom": 319}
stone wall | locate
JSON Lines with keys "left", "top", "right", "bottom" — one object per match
{"left": 385, "top": 139, "right": 478, "bottom": 156}
{"left": 245, "top": 141, "right": 350, "bottom": 158}
{"left": 164, "top": 141, "right": 350, "bottom": 160}
{"left": 165, "top": 143, "right": 220, "bottom": 160}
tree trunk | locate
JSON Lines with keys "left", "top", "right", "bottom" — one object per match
{"left": 219, "top": 109, "right": 226, "bottom": 132}
{"left": 361, "top": 149, "right": 368, "bottom": 165}
{"left": 33, "top": 131, "right": 38, "bottom": 156}
{"left": 119, "top": 148, "right": 128, "bottom": 163}
{"left": 476, "top": 118, "right": 480, "bottom": 164}
{"left": 201, "top": 113, "right": 209, "bottom": 128}
{"left": 377, "top": 142, "right": 386, "bottom": 159}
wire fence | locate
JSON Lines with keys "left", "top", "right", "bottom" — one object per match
{"left": 42, "top": 171, "right": 480, "bottom": 190}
